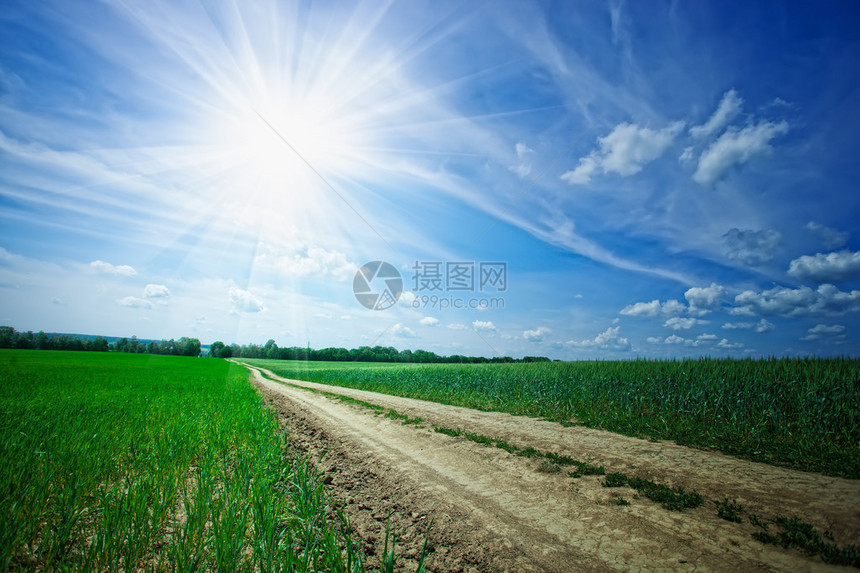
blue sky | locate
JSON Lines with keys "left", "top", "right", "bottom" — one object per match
{"left": 1, "top": 0, "right": 859, "bottom": 359}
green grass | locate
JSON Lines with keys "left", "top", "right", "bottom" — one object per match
{"left": 752, "top": 515, "right": 860, "bottom": 567}
{"left": 244, "top": 357, "right": 860, "bottom": 478}
{"left": 715, "top": 498, "right": 745, "bottom": 523}
{"left": 0, "top": 350, "right": 374, "bottom": 571}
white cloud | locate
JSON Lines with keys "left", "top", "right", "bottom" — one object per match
{"left": 91, "top": 260, "right": 137, "bottom": 276}
{"left": 117, "top": 296, "right": 151, "bottom": 309}
{"left": 472, "top": 320, "right": 496, "bottom": 332}
{"left": 684, "top": 283, "right": 727, "bottom": 315}
{"left": 561, "top": 155, "right": 599, "bottom": 185}
{"left": 716, "top": 338, "right": 744, "bottom": 350}
{"left": 562, "top": 121, "right": 684, "bottom": 185}
{"left": 722, "top": 319, "right": 775, "bottom": 333}
{"left": 390, "top": 323, "right": 417, "bottom": 338}
{"left": 620, "top": 298, "right": 685, "bottom": 317}
{"left": 664, "top": 334, "right": 686, "bottom": 345}
{"left": 689, "top": 89, "right": 743, "bottom": 139}
{"left": 693, "top": 120, "right": 789, "bottom": 185}
{"left": 806, "top": 222, "right": 849, "bottom": 249}
{"left": 143, "top": 283, "right": 171, "bottom": 298}
{"left": 801, "top": 324, "right": 846, "bottom": 341}
{"left": 254, "top": 244, "right": 355, "bottom": 281}
{"left": 678, "top": 146, "right": 695, "bottom": 163}
{"left": 523, "top": 326, "right": 551, "bottom": 342}
{"left": 419, "top": 316, "right": 439, "bottom": 326}
{"left": 509, "top": 142, "right": 534, "bottom": 178}
{"left": 663, "top": 317, "right": 707, "bottom": 330}
{"left": 566, "top": 326, "right": 630, "bottom": 351}
{"left": 446, "top": 323, "right": 467, "bottom": 331}
{"left": 732, "top": 284, "right": 860, "bottom": 317}
{"left": 787, "top": 250, "right": 860, "bottom": 283}
{"left": 650, "top": 333, "right": 717, "bottom": 347}
{"left": 723, "top": 228, "right": 781, "bottom": 266}
{"left": 229, "top": 286, "right": 264, "bottom": 313}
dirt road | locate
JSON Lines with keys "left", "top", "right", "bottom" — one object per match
{"left": 240, "top": 363, "right": 860, "bottom": 572}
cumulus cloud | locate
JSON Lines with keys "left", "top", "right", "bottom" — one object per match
{"left": 390, "top": 323, "right": 417, "bottom": 338}
{"left": 649, "top": 333, "right": 717, "bottom": 347}
{"left": 722, "top": 319, "right": 775, "bottom": 333}
{"left": 562, "top": 121, "right": 684, "bottom": 185}
{"left": 117, "top": 296, "right": 151, "bottom": 309}
{"left": 254, "top": 244, "right": 355, "bottom": 281}
{"left": 689, "top": 89, "right": 743, "bottom": 139}
{"left": 509, "top": 142, "right": 534, "bottom": 178}
{"left": 446, "top": 323, "right": 467, "bottom": 331}
{"left": 566, "top": 326, "right": 631, "bottom": 351}
{"left": 716, "top": 338, "right": 744, "bottom": 350}
{"left": 419, "top": 316, "right": 439, "bottom": 326}
{"left": 663, "top": 317, "right": 707, "bottom": 330}
{"left": 732, "top": 284, "right": 860, "bottom": 317}
{"left": 806, "top": 222, "right": 849, "bottom": 249}
{"left": 91, "top": 260, "right": 137, "bottom": 276}
{"left": 801, "top": 324, "right": 846, "bottom": 341}
{"left": 523, "top": 326, "right": 551, "bottom": 342}
{"left": 229, "top": 286, "right": 264, "bottom": 313}
{"left": 143, "top": 284, "right": 171, "bottom": 298}
{"left": 723, "top": 228, "right": 782, "bottom": 266}
{"left": 693, "top": 120, "right": 789, "bottom": 185}
{"left": 472, "top": 320, "right": 496, "bottom": 332}
{"left": 684, "top": 283, "right": 727, "bottom": 315}
{"left": 620, "top": 299, "right": 685, "bottom": 317}
{"left": 787, "top": 250, "right": 860, "bottom": 283}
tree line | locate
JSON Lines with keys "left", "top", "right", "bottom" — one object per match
{"left": 209, "top": 339, "right": 550, "bottom": 363}
{"left": 0, "top": 327, "right": 201, "bottom": 357}
{"left": 1, "top": 327, "right": 550, "bottom": 363}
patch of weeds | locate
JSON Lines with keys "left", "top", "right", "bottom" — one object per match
{"left": 433, "top": 427, "right": 462, "bottom": 438}
{"left": 715, "top": 498, "right": 744, "bottom": 523}
{"left": 462, "top": 431, "right": 494, "bottom": 446}
{"left": 517, "top": 447, "right": 542, "bottom": 458}
{"left": 753, "top": 515, "right": 860, "bottom": 567}
{"left": 749, "top": 514, "right": 768, "bottom": 530}
{"left": 384, "top": 409, "right": 423, "bottom": 425}
{"left": 537, "top": 460, "right": 561, "bottom": 474}
{"left": 603, "top": 472, "right": 628, "bottom": 488}
{"left": 544, "top": 452, "right": 578, "bottom": 466}
{"left": 568, "top": 461, "right": 605, "bottom": 479}
{"left": 627, "top": 476, "right": 703, "bottom": 511}
{"left": 612, "top": 496, "right": 630, "bottom": 506}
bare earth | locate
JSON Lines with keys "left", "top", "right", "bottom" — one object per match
{"left": 239, "top": 363, "right": 860, "bottom": 572}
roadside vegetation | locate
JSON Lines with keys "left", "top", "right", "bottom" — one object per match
{"left": 250, "top": 366, "right": 860, "bottom": 567}
{"left": 0, "top": 350, "right": 423, "bottom": 571}
{"left": 245, "top": 357, "right": 860, "bottom": 479}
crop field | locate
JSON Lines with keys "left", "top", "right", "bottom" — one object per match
{"left": 244, "top": 357, "right": 860, "bottom": 479}
{"left": 0, "top": 350, "right": 369, "bottom": 571}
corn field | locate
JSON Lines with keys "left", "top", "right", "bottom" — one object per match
{"left": 247, "top": 357, "right": 860, "bottom": 478}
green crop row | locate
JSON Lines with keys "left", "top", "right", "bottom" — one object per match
{"left": 0, "top": 351, "right": 373, "bottom": 571}
{"left": 244, "top": 357, "right": 860, "bottom": 478}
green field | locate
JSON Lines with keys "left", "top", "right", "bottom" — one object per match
{"left": 244, "top": 357, "right": 860, "bottom": 479}
{"left": 0, "top": 351, "right": 367, "bottom": 571}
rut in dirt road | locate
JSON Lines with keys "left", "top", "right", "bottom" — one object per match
{"left": 242, "top": 363, "right": 860, "bottom": 573}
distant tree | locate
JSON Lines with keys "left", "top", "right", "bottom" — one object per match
{"left": 209, "top": 341, "right": 225, "bottom": 358}
{"left": 177, "top": 337, "right": 201, "bottom": 357}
